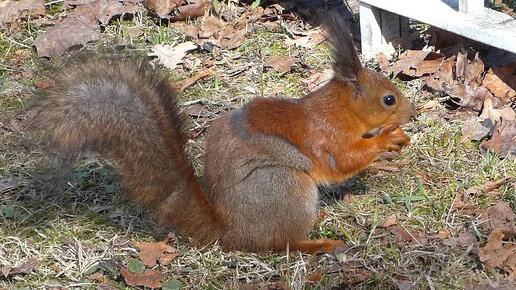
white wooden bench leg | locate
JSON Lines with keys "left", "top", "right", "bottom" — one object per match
{"left": 359, "top": 2, "right": 382, "bottom": 56}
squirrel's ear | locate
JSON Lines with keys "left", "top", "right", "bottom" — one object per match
{"left": 320, "top": 12, "right": 362, "bottom": 84}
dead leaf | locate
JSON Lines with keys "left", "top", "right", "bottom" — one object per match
{"left": 435, "top": 229, "right": 451, "bottom": 239}
{"left": 480, "top": 202, "right": 516, "bottom": 233}
{"left": 170, "top": 0, "right": 209, "bottom": 21}
{"left": 137, "top": 242, "right": 177, "bottom": 267}
{"left": 264, "top": 56, "right": 299, "bottom": 73}
{"left": 33, "top": 13, "right": 100, "bottom": 57}
{"left": 465, "top": 177, "right": 514, "bottom": 196}
{"left": 378, "top": 216, "right": 397, "bottom": 228}
{"left": 483, "top": 65, "right": 516, "bottom": 100}
{"left": 389, "top": 50, "right": 430, "bottom": 77}
{"left": 176, "top": 70, "right": 215, "bottom": 92}
{"left": 478, "top": 228, "right": 516, "bottom": 276}
{"left": 463, "top": 53, "right": 484, "bottom": 86}
{"left": 185, "top": 103, "right": 211, "bottom": 118}
{"left": 120, "top": 268, "right": 162, "bottom": 288}
{"left": 7, "top": 258, "right": 38, "bottom": 276}
{"left": 159, "top": 253, "right": 178, "bottom": 266}
{"left": 0, "top": 177, "right": 23, "bottom": 193}
{"left": 461, "top": 117, "right": 495, "bottom": 141}
{"left": 425, "top": 56, "right": 456, "bottom": 92}
{"left": 199, "top": 16, "right": 226, "bottom": 39}
{"left": 145, "top": 0, "right": 185, "bottom": 18}
{"left": 224, "top": 29, "right": 247, "bottom": 50}
{"left": 443, "top": 231, "right": 477, "bottom": 247}
{"left": 302, "top": 69, "right": 334, "bottom": 91}
{"left": 387, "top": 225, "right": 414, "bottom": 242}
{"left": 479, "top": 98, "right": 516, "bottom": 123}
{"left": 90, "top": 272, "right": 106, "bottom": 282}
{"left": 285, "top": 29, "right": 326, "bottom": 49}
{"left": 150, "top": 42, "right": 197, "bottom": 70}
{"left": 0, "top": 0, "right": 45, "bottom": 29}
{"left": 480, "top": 118, "right": 516, "bottom": 159}
{"left": 184, "top": 24, "right": 199, "bottom": 39}
{"left": 1, "top": 264, "right": 12, "bottom": 277}
{"left": 447, "top": 84, "right": 493, "bottom": 111}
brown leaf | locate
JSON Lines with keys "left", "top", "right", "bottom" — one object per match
{"left": 145, "top": 0, "right": 185, "bottom": 18}
{"left": 170, "top": 0, "right": 210, "bottom": 21}
{"left": 435, "top": 229, "right": 451, "bottom": 239}
{"left": 387, "top": 225, "right": 414, "bottom": 242}
{"left": 378, "top": 216, "right": 397, "bottom": 228}
{"left": 478, "top": 97, "right": 515, "bottom": 124}
{"left": 137, "top": 242, "right": 177, "bottom": 267}
{"left": 0, "top": 0, "right": 45, "bottom": 29}
{"left": 285, "top": 29, "right": 326, "bottom": 49}
{"left": 447, "top": 84, "right": 492, "bottom": 111}
{"left": 425, "top": 56, "right": 456, "bottom": 91}
{"left": 461, "top": 117, "right": 495, "bottom": 141}
{"left": 9, "top": 258, "right": 38, "bottom": 276}
{"left": 480, "top": 202, "right": 516, "bottom": 233}
{"left": 478, "top": 228, "right": 516, "bottom": 276}
{"left": 199, "top": 16, "right": 226, "bottom": 39}
{"left": 184, "top": 24, "right": 199, "bottom": 39}
{"left": 33, "top": 13, "right": 100, "bottom": 57}
{"left": 158, "top": 253, "right": 178, "bottom": 266}
{"left": 480, "top": 118, "right": 516, "bottom": 159}
{"left": 443, "top": 231, "right": 477, "bottom": 247}
{"left": 465, "top": 177, "right": 514, "bottom": 196}
{"left": 1, "top": 264, "right": 12, "bottom": 277}
{"left": 150, "top": 42, "right": 197, "bottom": 70}
{"left": 302, "top": 69, "right": 334, "bottom": 91}
{"left": 414, "top": 52, "right": 445, "bottom": 77}
{"left": 463, "top": 53, "right": 484, "bottom": 86}
{"left": 0, "top": 177, "right": 23, "bottom": 194}
{"left": 120, "top": 268, "right": 162, "bottom": 288}
{"left": 264, "top": 56, "right": 299, "bottom": 73}
{"left": 389, "top": 50, "right": 430, "bottom": 77}
{"left": 483, "top": 65, "right": 516, "bottom": 100}
{"left": 176, "top": 70, "right": 215, "bottom": 92}
{"left": 224, "top": 29, "right": 247, "bottom": 50}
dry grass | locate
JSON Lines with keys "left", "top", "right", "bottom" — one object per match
{"left": 1, "top": 2, "right": 515, "bottom": 289}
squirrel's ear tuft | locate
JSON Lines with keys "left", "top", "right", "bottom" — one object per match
{"left": 320, "top": 12, "right": 362, "bottom": 84}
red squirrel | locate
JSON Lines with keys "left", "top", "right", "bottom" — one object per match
{"left": 34, "top": 15, "right": 415, "bottom": 253}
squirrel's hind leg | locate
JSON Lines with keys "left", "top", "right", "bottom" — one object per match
{"left": 286, "top": 239, "right": 344, "bottom": 254}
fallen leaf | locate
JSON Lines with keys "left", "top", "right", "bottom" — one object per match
{"left": 150, "top": 42, "right": 197, "bottom": 70}
{"left": 0, "top": 0, "right": 45, "bottom": 29}
{"left": 1, "top": 264, "right": 12, "bottom": 277}
{"left": 480, "top": 202, "right": 516, "bottom": 233}
{"left": 447, "top": 84, "right": 493, "bottom": 111}
{"left": 90, "top": 272, "right": 106, "bottom": 282}
{"left": 170, "top": 0, "right": 209, "bottom": 21}
{"left": 145, "top": 0, "right": 185, "bottom": 18}
{"left": 479, "top": 97, "right": 516, "bottom": 124}
{"left": 120, "top": 268, "right": 162, "bottom": 288}
{"left": 137, "top": 242, "right": 177, "bottom": 267}
{"left": 302, "top": 68, "right": 334, "bottom": 91}
{"left": 425, "top": 56, "right": 456, "bottom": 92}
{"left": 33, "top": 12, "right": 100, "bottom": 57}
{"left": 387, "top": 225, "right": 414, "bottom": 242}
{"left": 224, "top": 28, "right": 247, "bottom": 50}
{"left": 389, "top": 50, "right": 430, "bottom": 77}
{"left": 309, "top": 270, "right": 322, "bottom": 282}
{"left": 480, "top": 118, "right": 516, "bottom": 159}
{"left": 0, "top": 177, "right": 23, "bottom": 194}
{"left": 483, "top": 64, "right": 516, "bottom": 100}
{"left": 184, "top": 24, "right": 199, "bottom": 39}
{"left": 378, "top": 216, "right": 397, "bottom": 228}
{"left": 159, "top": 253, "right": 179, "bottom": 266}
{"left": 285, "top": 29, "right": 326, "bottom": 49}
{"left": 478, "top": 228, "right": 516, "bottom": 276}
{"left": 435, "top": 229, "right": 451, "bottom": 239}
{"left": 461, "top": 117, "right": 495, "bottom": 141}
{"left": 465, "top": 177, "right": 514, "bottom": 196}
{"left": 8, "top": 258, "right": 38, "bottom": 276}
{"left": 443, "top": 231, "right": 477, "bottom": 247}
{"left": 264, "top": 56, "right": 299, "bottom": 73}
{"left": 176, "top": 70, "right": 215, "bottom": 92}
{"left": 463, "top": 53, "right": 484, "bottom": 86}
{"left": 199, "top": 16, "right": 226, "bottom": 39}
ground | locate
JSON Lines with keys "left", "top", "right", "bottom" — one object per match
{"left": 1, "top": 1, "right": 515, "bottom": 289}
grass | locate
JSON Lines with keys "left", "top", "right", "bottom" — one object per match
{"left": 1, "top": 2, "right": 516, "bottom": 289}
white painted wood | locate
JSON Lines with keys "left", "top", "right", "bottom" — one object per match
{"left": 360, "top": 0, "right": 516, "bottom": 54}
{"left": 359, "top": 3, "right": 383, "bottom": 56}
{"left": 459, "top": 0, "right": 483, "bottom": 14}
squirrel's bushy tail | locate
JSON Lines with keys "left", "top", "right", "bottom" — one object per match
{"left": 35, "top": 56, "right": 224, "bottom": 245}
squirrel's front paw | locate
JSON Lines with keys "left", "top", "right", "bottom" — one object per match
{"left": 378, "top": 125, "right": 410, "bottom": 152}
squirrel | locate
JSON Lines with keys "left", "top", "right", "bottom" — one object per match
{"left": 33, "top": 15, "right": 415, "bottom": 253}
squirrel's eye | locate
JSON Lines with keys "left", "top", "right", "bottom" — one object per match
{"left": 383, "top": 95, "right": 396, "bottom": 106}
